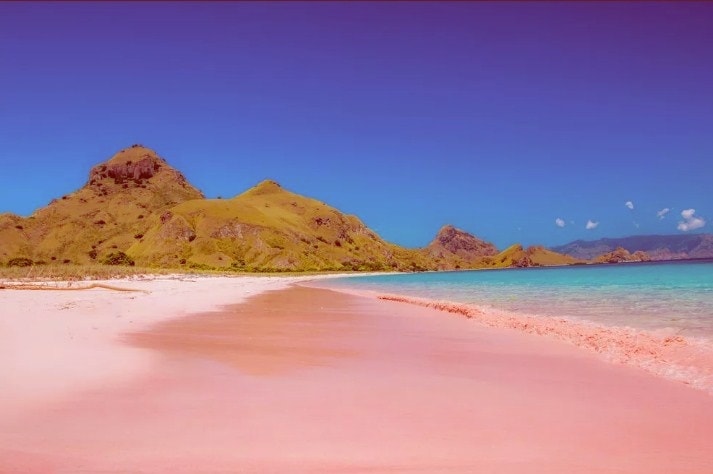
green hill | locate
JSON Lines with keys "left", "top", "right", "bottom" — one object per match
{"left": 0, "top": 145, "right": 576, "bottom": 272}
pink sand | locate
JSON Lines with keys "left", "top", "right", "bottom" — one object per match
{"left": 0, "top": 275, "right": 305, "bottom": 420}
{"left": 315, "top": 285, "right": 713, "bottom": 393}
{"left": 2, "top": 283, "right": 713, "bottom": 472}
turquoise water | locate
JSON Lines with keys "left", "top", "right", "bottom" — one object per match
{"left": 322, "top": 260, "right": 713, "bottom": 340}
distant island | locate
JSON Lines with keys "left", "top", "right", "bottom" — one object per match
{"left": 551, "top": 234, "right": 713, "bottom": 261}
{"left": 1, "top": 145, "right": 710, "bottom": 272}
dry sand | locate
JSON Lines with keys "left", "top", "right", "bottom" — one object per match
{"left": 0, "top": 275, "right": 304, "bottom": 420}
{"left": 1, "top": 279, "right": 713, "bottom": 473}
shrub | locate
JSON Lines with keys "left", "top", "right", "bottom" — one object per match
{"left": 363, "top": 261, "right": 387, "bottom": 271}
{"left": 408, "top": 262, "right": 427, "bottom": 272}
{"left": 188, "top": 262, "right": 213, "bottom": 271}
{"left": 102, "top": 252, "right": 135, "bottom": 266}
{"left": 7, "top": 257, "right": 33, "bottom": 267}
{"left": 230, "top": 259, "right": 246, "bottom": 270}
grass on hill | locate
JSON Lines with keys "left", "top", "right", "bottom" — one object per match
{"left": 0, "top": 262, "right": 375, "bottom": 282}
{"left": 0, "top": 264, "right": 174, "bottom": 282}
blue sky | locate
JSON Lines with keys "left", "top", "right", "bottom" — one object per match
{"left": 1, "top": 2, "right": 711, "bottom": 249}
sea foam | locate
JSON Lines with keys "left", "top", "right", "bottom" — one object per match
{"left": 319, "top": 260, "right": 713, "bottom": 393}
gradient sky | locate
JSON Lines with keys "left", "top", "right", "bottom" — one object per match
{"left": 1, "top": 2, "right": 711, "bottom": 249}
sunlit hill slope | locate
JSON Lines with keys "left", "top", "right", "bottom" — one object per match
{"left": 0, "top": 145, "right": 576, "bottom": 272}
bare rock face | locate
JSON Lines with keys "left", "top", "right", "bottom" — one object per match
{"left": 85, "top": 145, "right": 197, "bottom": 193}
{"left": 512, "top": 254, "right": 534, "bottom": 268}
{"left": 107, "top": 156, "right": 158, "bottom": 181}
{"left": 594, "top": 247, "right": 651, "bottom": 264}
{"left": 428, "top": 224, "right": 498, "bottom": 258}
{"left": 88, "top": 152, "right": 161, "bottom": 186}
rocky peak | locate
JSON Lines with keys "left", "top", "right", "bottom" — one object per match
{"left": 85, "top": 145, "right": 201, "bottom": 199}
{"left": 88, "top": 145, "right": 165, "bottom": 185}
{"left": 429, "top": 224, "right": 498, "bottom": 257}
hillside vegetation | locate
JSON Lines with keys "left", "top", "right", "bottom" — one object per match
{"left": 1, "top": 145, "right": 577, "bottom": 273}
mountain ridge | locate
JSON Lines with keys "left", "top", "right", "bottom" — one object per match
{"left": 1, "top": 145, "right": 577, "bottom": 271}
{"left": 552, "top": 233, "right": 713, "bottom": 261}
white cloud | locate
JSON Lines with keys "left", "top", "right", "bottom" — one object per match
{"left": 585, "top": 220, "right": 599, "bottom": 230}
{"left": 681, "top": 208, "right": 696, "bottom": 220}
{"left": 678, "top": 218, "right": 705, "bottom": 231}
{"left": 678, "top": 209, "right": 706, "bottom": 232}
{"left": 657, "top": 208, "right": 670, "bottom": 219}
{"left": 625, "top": 201, "right": 634, "bottom": 210}
{"left": 555, "top": 218, "right": 565, "bottom": 228}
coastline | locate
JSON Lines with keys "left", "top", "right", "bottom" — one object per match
{"left": 307, "top": 282, "right": 713, "bottom": 394}
{"left": 2, "top": 283, "right": 713, "bottom": 472}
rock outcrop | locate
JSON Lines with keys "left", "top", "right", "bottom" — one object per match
{"left": 421, "top": 225, "right": 498, "bottom": 270}
{"left": 593, "top": 247, "right": 651, "bottom": 264}
{"left": 427, "top": 225, "right": 498, "bottom": 258}
{"left": 86, "top": 144, "right": 198, "bottom": 201}
{"left": 94, "top": 156, "right": 157, "bottom": 182}
{"left": 429, "top": 225, "right": 498, "bottom": 257}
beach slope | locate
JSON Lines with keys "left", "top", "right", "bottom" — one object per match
{"left": 1, "top": 283, "right": 713, "bottom": 473}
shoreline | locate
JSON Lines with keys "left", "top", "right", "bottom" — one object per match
{"left": 2, "top": 284, "right": 713, "bottom": 472}
{"left": 305, "top": 282, "right": 713, "bottom": 394}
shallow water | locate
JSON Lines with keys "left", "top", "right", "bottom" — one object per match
{"left": 324, "top": 259, "right": 713, "bottom": 339}
{"left": 319, "top": 260, "right": 713, "bottom": 392}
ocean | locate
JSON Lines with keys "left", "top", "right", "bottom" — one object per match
{"left": 318, "top": 259, "right": 713, "bottom": 392}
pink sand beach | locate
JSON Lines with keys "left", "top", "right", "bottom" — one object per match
{"left": 2, "top": 278, "right": 713, "bottom": 473}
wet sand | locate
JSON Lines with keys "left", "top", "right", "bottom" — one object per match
{"left": 2, "top": 285, "right": 713, "bottom": 473}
